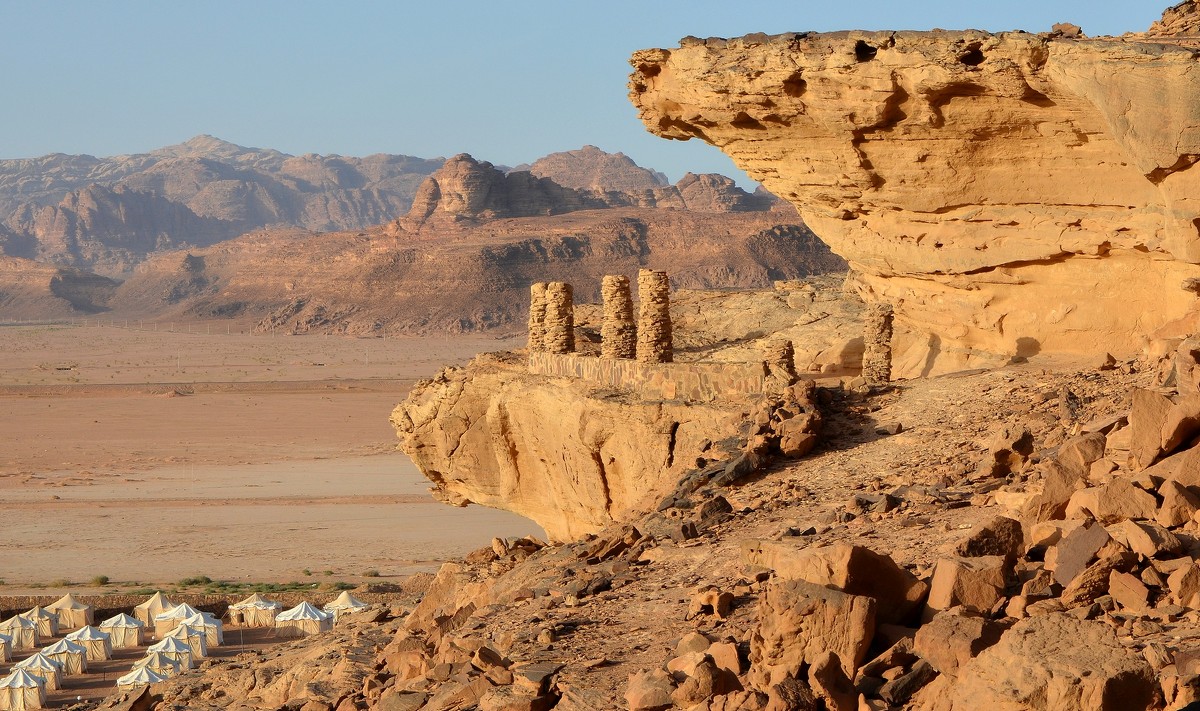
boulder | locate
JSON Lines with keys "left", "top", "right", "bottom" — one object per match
{"left": 953, "top": 516, "right": 1023, "bottom": 562}
{"left": 1161, "top": 395, "right": 1200, "bottom": 455}
{"left": 911, "top": 614, "right": 1156, "bottom": 710}
{"left": 1107, "top": 571, "right": 1150, "bottom": 613}
{"left": 1104, "top": 519, "right": 1181, "bottom": 559}
{"left": 741, "top": 540, "right": 926, "bottom": 624}
{"left": 626, "top": 669, "right": 674, "bottom": 711}
{"left": 1056, "top": 433, "right": 1107, "bottom": 477}
{"left": 1168, "top": 561, "right": 1200, "bottom": 608}
{"left": 1158, "top": 479, "right": 1200, "bottom": 528}
{"left": 1021, "top": 460, "right": 1086, "bottom": 524}
{"left": 1131, "top": 389, "right": 1175, "bottom": 470}
{"left": 1064, "top": 478, "right": 1158, "bottom": 524}
{"left": 924, "top": 556, "right": 1007, "bottom": 617}
{"left": 748, "top": 578, "right": 876, "bottom": 688}
{"left": 1060, "top": 552, "right": 1138, "bottom": 608}
{"left": 1047, "top": 521, "right": 1111, "bottom": 587}
{"left": 913, "top": 610, "right": 1007, "bottom": 678}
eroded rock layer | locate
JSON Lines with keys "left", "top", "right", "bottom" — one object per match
{"left": 630, "top": 29, "right": 1200, "bottom": 376}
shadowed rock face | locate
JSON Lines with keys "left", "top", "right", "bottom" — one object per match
{"left": 629, "top": 19, "right": 1200, "bottom": 376}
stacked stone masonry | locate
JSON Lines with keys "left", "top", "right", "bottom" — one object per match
{"left": 763, "top": 339, "right": 799, "bottom": 387}
{"left": 601, "top": 275, "right": 637, "bottom": 359}
{"left": 527, "top": 282, "right": 547, "bottom": 352}
{"left": 528, "top": 352, "right": 767, "bottom": 403}
{"left": 862, "top": 304, "right": 894, "bottom": 384}
{"left": 637, "top": 269, "right": 673, "bottom": 363}
{"left": 543, "top": 281, "right": 575, "bottom": 354}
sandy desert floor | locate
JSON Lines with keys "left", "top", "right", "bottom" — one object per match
{"left": 0, "top": 324, "right": 542, "bottom": 591}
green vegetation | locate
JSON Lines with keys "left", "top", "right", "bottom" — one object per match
{"left": 178, "top": 575, "right": 213, "bottom": 586}
{"left": 328, "top": 581, "right": 356, "bottom": 591}
{"left": 90, "top": 575, "right": 110, "bottom": 586}
{"left": 362, "top": 569, "right": 381, "bottom": 578}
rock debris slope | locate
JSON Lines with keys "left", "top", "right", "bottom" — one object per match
{"left": 629, "top": 15, "right": 1200, "bottom": 377}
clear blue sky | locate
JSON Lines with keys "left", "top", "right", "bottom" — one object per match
{"left": 0, "top": 1, "right": 1165, "bottom": 186}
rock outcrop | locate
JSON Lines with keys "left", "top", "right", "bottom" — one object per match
{"left": 391, "top": 356, "right": 746, "bottom": 540}
{"left": 629, "top": 21, "right": 1200, "bottom": 376}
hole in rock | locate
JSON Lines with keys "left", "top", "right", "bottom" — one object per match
{"left": 959, "top": 47, "right": 985, "bottom": 66}
{"left": 731, "top": 112, "right": 766, "bottom": 130}
{"left": 783, "top": 71, "right": 807, "bottom": 97}
{"left": 855, "top": 40, "right": 878, "bottom": 62}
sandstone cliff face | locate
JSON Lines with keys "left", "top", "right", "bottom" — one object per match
{"left": 630, "top": 27, "right": 1200, "bottom": 376}
{"left": 526, "top": 144, "right": 669, "bottom": 192}
{"left": 392, "top": 356, "right": 744, "bottom": 540}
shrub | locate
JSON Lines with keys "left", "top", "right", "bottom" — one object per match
{"left": 362, "top": 569, "right": 381, "bottom": 578}
{"left": 90, "top": 575, "right": 110, "bottom": 586}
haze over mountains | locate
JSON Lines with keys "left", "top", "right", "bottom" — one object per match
{"left": 0, "top": 137, "right": 844, "bottom": 332}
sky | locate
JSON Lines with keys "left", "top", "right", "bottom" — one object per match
{"left": 0, "top": 2, "right": 1167, "bottom": 186}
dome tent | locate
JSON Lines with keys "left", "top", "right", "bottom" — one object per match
{"left": 0, "top": 632, "right": 10, "bottom": 663}
{"left": 133, "top": 651, "right": 183, "bottom": 679}
{"left": 132, "top": 591, "right": 175, "bottom": 627}
{"left": 323, "top": 591, "right": 369, "bottom": 621}
{"left": 41, "top": 639, "right": 87, "bottom": 675}
{"left": 146, "top": 637, "right": 194, "bottom": 671}
{"left": 275, "top": 602, "right": 332, "bottom": 637}
{"left": 0, "top": 617, "right": 38, "bottom": 650}
{"left": 45, "top": 594, "right": 92, "bottom": 630}
{"left": 116, "top": 666, "right": 167, "bottom": 690}
{"left": 228, "top": 593, "right": 281, "bottom": 627}
{"left": 64, "top": 626, "right": 112, "bottom": 661}
{"left": 98, "top": 613, "right": 146, "bottom": 648}
{"left": 12, "top": 653, "right": 61, "bottom": 692}
{"left": 0, "top": 669, "right": 46, "bottom": 711}
{"left": 17, "top": 608, "right": 57, "bottom": 638}
{"left": 152, "top": 603, "right": 203, "bottom": 639}
{"left": 165, "top": 624, "right": 208, "bottom": 658}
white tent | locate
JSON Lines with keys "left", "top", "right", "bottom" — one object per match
{"left": 275, "top": 602, "right": 333, "bottom": 638}
{"left": 165, "top": 624, "right": 208, "bottom": 658}
{"left": 12, "top": 653, "right": 62, "bottom": 692}
{"left": 17, "top": 608, "right": 57, "bottom": 639}
{"left": 98, "top": 613, "right": 146, "bottom": 648}
{"left": 116, "top": 666, "right": 167, "bottom": 690}
{"left": 228, "top": 593, "right": 282, "bottom": 627}
{"left": 153, "top": 603, "right": 203, "bottom": 638}
{"left": 45, "top": 594, "right": 92, "bottom": 630}
{"left": 146, "top": 637, "right": 194, "bottom": 671}
{"left": 133, "top": 651, "right": 183, "bottom": 678}
{"left": 323, "top": 591, "right": 369, "bottom": 620}
{"left": 0, "top": 669, "right": 46, "bottom": 711}
{"left": 64, "top": 626, "right": 112, "bottom": 661}
{"left": 0, "top": 633, "right": 10, "bottom": 663}
{"left": 0, "top": 617, "right": 38, "bottom": 650}
{"left": 41, "top": 639, "right": 87, "bottom": 675}
{"left": 132, "top": 592, "right": 175, "bottom": 627}
{"left": 181, "top": 612, "right": 223, "bottom": 647}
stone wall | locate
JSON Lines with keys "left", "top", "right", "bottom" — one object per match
{"left": 637, "top": 269, "right": 673, "bottom": 363}
{"left": 543, "top": 281, "right": 575, "bottom": 354}
{"left": 527, "top": 282, "right": 547, "bottom": 352}
{"left": 601, "top": 275, "right": 637, "bottom": 359}
{"left": 528, "top": 351, "right": 766, "bottom": 403}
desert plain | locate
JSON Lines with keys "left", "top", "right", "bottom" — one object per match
{"left": 0, "top": 321, "right": 543, "bottom": 592}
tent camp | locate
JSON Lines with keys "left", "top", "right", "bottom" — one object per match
{"left": 165, "top": 624, "right": 208, "bottom": 658}
{"left": 133, "top": 651, "right": 183, "bottom": 679}
{"left": 228, "top": 593, "right": 281, "bottom": 627}
{"left": 45, "top": 594, "right": 92, "bottom": 630}
{"left": 115, "top": 666, "right": 167, "bottom": 690}
{"left": 64, "top": 626, "right": 112, "bottom": 661}
{"left": 146, "top": 637, "right": 194, "bottom": 671}
{"left": 0, "top": 669, "right": 46, "bottom": 711}
{"left": 323, "top": 591, "right": 369, "bottom": 620}
{"left": 0, "top": 617, "right": 38, "bottom": 650}
{"left": 132, "top": 592, "right": 176, "bottom": 627}
{"left": 0, "top": 633, "right": 10, "bottom": 663}
{"left": 41, "top": 639, "right": 87, "bottom": 675}
{"left": 17, "top": 608, "right": 57, "bottom": 638}
{"left": 275, "top": 602, "right": 332, "bottom": 637}
{"left": 12, "top": 653, "right": 61, "bottom": 692}
{"left": 98, "top": 613, "right": 146, "bottom": 648}
{"left": 181, "top": 612, "right": 223, "bottom": 646}
{"left": 152, "top": 603, "right": 203, "bottom": 638}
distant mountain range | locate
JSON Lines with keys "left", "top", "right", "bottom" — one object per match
{"left": 0, "top": 138, "right": 846, "bottom": 332}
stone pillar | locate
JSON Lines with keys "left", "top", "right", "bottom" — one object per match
{"left": 764, "top": 339, "right": 798, "bottom": 386}
{"left": 862, "top": 303, "right": 894, "bottom": 383}
{"left": 637, "top": 269, "right": 672, "bottom": 363}
{"left": 527, "top": 282, "right": 547, "bottom": 352}
{"left": 543, "top": 282, "right": 575, "bottom": 354}
{"left": 601, "top": 275, "right": 637, "bottom": 359}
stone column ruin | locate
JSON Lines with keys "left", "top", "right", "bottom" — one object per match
{"left": 764, "top": 339, "right": 799, "bottom": 386}
{"left": 543, "top": 281, "right": 575, "bottom": 354}
{"left": 862, "top": 303, "right": 894, "bottom": 383}
{"left": 527, "top": 282, "right": 547, "bottom": 352}
{"left": 600, "top": 275, "right": 637, "bottom": 359}
{"left": 636, "top": 269, "right": 673, "bottom": 363}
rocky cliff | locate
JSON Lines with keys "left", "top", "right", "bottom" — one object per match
{"left": 629, "top": 22, "right": 1200, "bottom": 376}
